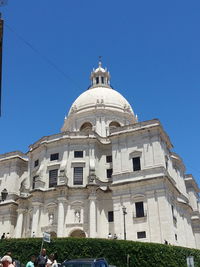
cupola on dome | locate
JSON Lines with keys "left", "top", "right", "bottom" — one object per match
{"left": 61, "top": 61, "right": 137, "bottom": 136}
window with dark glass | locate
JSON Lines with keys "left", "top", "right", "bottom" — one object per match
{"left": 108, "top": 211, "right": 114, "bottom": 222}
{"left": 96, "top": 77, "right": 99, "bottom": 84}
{"left": 49, "top": 169, "right": 58, "bottom": 188}
{"left": 135, "top": 201, "right": 144, "bottom": 217}
{"left": 107, "top": 168, "right": 113, "bottom": 178}
{"left": 74, "top": 167, "right": 83, "bottom": 185}
{"left": 137, "top": 231, "right": 146, "bottom": 239}
{"left": 132, "top": 157, "right": 141, "bottom": 171}
{"left": 171, "top": 205, "right": 174, "bottom": 216}
{"left": 74, "top": 151, "right": 83, "bottom": 158}
{"left": 50, "top": 153, "right": 59, "bottom": 161}
{"left": 34, "top": 159, "right": 39, "bottom": 167}
{"left": 106, "top": 155, "right": 112, "bottom": 163}
{"left": 101, "top": 76, "right": 104, "bottom": 84}
{"left": 32, "top": 176, "right": 38, "bottom": 189}
{"left": 165, "top": 156, "right": 168, "bottom": 169}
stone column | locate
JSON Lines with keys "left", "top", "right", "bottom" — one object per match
{"left": 57, "top": 197, "right": 65, "bottom": 237}
{"left": 88, "top": 186, "right": 97, "bottom": 238}
{"left": 15, "top": 208, "right": 24, "bottom": 238}
{"left": 31, "top": 203, "right": 40, "bottom": 237}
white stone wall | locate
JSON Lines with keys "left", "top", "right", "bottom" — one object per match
{"left": 0, "top": 121, "right": 199, "bottom": 249}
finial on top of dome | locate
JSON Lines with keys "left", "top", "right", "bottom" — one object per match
{"left": 98, "top": 56, "right": 102, "bottom": 67}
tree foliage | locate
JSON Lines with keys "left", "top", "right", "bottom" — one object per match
{"left": 0, "top": 238, "right": 199, "bottom": 267}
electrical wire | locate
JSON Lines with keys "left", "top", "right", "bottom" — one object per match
{"left": 5, "top": 23, "right": 82, "bottom": 90}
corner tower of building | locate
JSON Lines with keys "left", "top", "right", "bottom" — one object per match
{"left": 61, "top": 61, "right": 138, "bottom": 136}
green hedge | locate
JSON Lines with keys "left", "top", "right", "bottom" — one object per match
{"left": 0, "top": 238, "right": 200, "bottom": 267}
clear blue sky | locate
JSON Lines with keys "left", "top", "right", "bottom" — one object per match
{"left": 0, "top": 1, "right": 200, "bottom": 184}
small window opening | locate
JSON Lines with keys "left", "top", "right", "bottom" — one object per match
{"left": 106, "top": 155, "right": 112, "bottom": 163}
{"left": 137, "top": 231, "right": 146, "bottom": 239}
{"left": 107, "top": 168, "right": 113, "bottom": 178}
{"left": 132, "top": 157, "right": 141, "bottom": 171}
{"left": 49, "top": 169, "right": 58, "bottom": 188}
{"left": 74, "top": 167, "right": 83, "bottom": 185}
{"left": 74, "top": 151, "right": 83, "bottom": 158}
{"left": 80, "top": 122, "right": 92, "bottom": 132}
{"left": 34, "top": 159, "right": 39, "bottom": 167}
{"left": 50, "top": 153, "right": 59, "bottom": 161}
{"left": 108, "top": 211, "right": 114, "bottom": 222}
{"left": 135, "top": 202, "right": 144, "bottom": 217}
{"left": 32, "top": 176, "right": 38, "bottom": 189}
{"left": 96, "top": 77, "right": 99, "bottom": 84}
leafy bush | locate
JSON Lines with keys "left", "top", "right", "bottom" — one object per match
{"left": 0, "top": 238, "right": 199, "bottom": 267}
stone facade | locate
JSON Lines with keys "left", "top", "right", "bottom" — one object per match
{"left": 0, "top": 62, "right": 199, "bottom": 248}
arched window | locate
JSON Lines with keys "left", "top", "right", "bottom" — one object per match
{"left": 80, "top": 122, "right": 92, "bottom": 132}
{"left": 109, "top": 121, "right": 121, "bottom": 130}
{"left": 96, "top": 77, "right": 99, "bottom": 84}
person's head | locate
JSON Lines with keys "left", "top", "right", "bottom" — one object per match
{"left": 5, "top": 253, "right": 12, "bottom": 257}
{"left": 49, "top": 254, "right": 55, "bottom": 262}
{"left": 30, "top": 256, "right": 36, "bottom": 263}
{"left": 1, "top": 256, "right": 12, "bottom": 267}
{"left": 41, "top": 249, "right": 46, "bottom": 256}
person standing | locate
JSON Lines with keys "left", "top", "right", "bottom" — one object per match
{"left": 1, "top": 256, "right": 14, "bottom": 267}
{"left": 48, "top": 254, "right": 58, "bottom": 267}
{"left": 108, "top": 233, "right": 112, "bottom": 239}
{"left": 26, "top": 256, "right": 36, "bottom": 267}
{"left": 1, "top": 233, "right": 5, "bottom": 240}
{"left": 36, "top": 249, "right": 48, "bottom": 267}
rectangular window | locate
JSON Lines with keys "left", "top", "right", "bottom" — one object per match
{"left": 106, "top": 155, "right": 112, "bottom": 163}
{"left": 107, "top": 168, "right": 113, "bottom": 178}
{"left": 171, "top": 205, "right": 177, "bottom": 225}
{"left": 108, "top": 211, "right": 114, "bottom": 222}
{"left": 49, "top": 169, "right": 58, "bottom": 188}
{"left": 137, "top": 231, "right": 146, "bottom": 239}
{"left": 101, "top": 77, "right": 104, "bottom": 84}
{"left": 32, "top": 176, "right": 38, "bottom": 189}
{"left": 34, "top": 159, "right": 39, "bottom": 167}
{"left": 74, "top": 151, "right": 83, "bottom": 158}
{"left": 132, "top": 157, "right": 141, "bottom": 171}
{"left": 50, "top": 153, "right": 59, "bottom": 161}
{"left": 96, "top": 77, "right": 99, "bottom": 84}
{"left": 135, "top": 201, "right": 144, "bottom": 217}
{"left": 171, "top": 205, "right": 174, "bottom": 216}
{"left": 74, "top": 167, "right": 83, "bottom": 185}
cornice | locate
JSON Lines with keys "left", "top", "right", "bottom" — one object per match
{"left": 28, "top": 131, "right": 111, "bottom": 152}
{"left": 109, "top": 119, "right": 173, "bottom": 149}
{"left": 0, "top": 151, "right": 28, "bottom": 163}
{"left": 184, "top": 174, "right": 200, "bottom": 193}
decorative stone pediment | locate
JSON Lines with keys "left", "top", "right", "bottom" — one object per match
{"left": 129, "top": 150, "right": 142, "bottom": 159}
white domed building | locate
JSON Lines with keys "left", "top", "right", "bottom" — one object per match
{"left": 0, "top": 62, "right": 200, "bottom": 248}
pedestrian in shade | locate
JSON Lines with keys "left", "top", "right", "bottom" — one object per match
{"left": 1, "top": 233, "right": 5, "bottom": 240}
{"left": 26, "top": 256, "right": 36, "bottom": 267}
{"left": 36, "top": 249, "right": 48, "bottom": 267}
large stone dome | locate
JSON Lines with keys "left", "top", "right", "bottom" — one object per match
{"left": 68, "top": 86, "right": 134, "bottom": 116}
{"left": 61, "top": 62, "right": 137, "bottom": 136}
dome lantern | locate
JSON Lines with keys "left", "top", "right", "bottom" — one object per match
{"left": 90, "top": 59, "right": 111, "bottom": 89}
